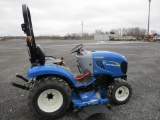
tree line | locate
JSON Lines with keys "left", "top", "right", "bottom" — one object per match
{"left": 1, "top": 27, "right": 157, "bottom": 40}
{"left": 95, "top": 27, "right": 157, "bottom": 37}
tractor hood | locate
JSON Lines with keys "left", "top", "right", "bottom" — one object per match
{"left": 92, "top": 51, "right": 127, "bottom": 62}
{"left": 92, "top": 51, "right": 128, "bottom": 77}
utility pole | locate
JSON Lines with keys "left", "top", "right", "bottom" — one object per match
{"left": 81, "top": 21, "right": 83, "bottom": 39}
{"left": 147, "top": 0, "right": 151, "bottom": 36}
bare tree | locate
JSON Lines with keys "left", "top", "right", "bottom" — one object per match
{"left": 95, "top": 29, "right": 104, "bottom": 34}
{"left": 119, "top": 27, "right": 146, "bottom": 37}
{"left": 151, "top": 30, "right": 157, "bottom": 34}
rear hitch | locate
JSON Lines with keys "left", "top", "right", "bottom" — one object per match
{"left": 10, "top": 74, "right": 31, "bottom": 90}
{"left": 10, "top": 82, "right": 29, "bottom": 90}
{"left": 16, "top": 74, "right": 29, "bottom": 82}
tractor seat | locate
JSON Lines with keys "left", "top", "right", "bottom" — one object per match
{"left": 45, "top": 57, "right": 63, "bottom": 65}
{"left": 36, "top": 44, "right": 64, "bottom": 66}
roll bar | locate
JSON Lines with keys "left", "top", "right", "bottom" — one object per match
{"left": 21, "top": 4, "right": 37, "bottom": 65}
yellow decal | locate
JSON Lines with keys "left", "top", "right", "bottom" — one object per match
{"left": 108, "top": 61, "right": 120, "bottom": 67}
{"left": 96, "top": 92, "right": 100, "bottom": 98}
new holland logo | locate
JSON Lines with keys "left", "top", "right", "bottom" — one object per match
{"left": 106, "top": 61, "right": 120, "bottom": 67}
{"left": 94, "top": 57, "right": 104, "bottom": 59}
{"left": 106, "top": 63, "right": 119, "bottom": 67}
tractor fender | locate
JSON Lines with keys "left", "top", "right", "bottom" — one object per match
{"left": 26, "top": 65, "right": 76, "bottom": 86}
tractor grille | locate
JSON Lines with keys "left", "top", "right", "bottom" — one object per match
{"left": 96, "top": 60, "right": 105, "bottom": 69}
{"left": 121, "top": 61, "right": 128, "bottom": 74}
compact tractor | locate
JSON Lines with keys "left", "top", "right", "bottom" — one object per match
{"left": 11, "top": 4, "right": 132, "bottom": 120}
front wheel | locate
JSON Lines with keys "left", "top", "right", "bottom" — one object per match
{"left": 28, "top": 77, "right": 71, "bottom": 119}
{"left": 108, "top": 80, "right": 132, "bottom": 105}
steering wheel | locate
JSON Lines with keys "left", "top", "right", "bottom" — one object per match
{"left": 70, "top": 44, "right": 84, "bottom": 54}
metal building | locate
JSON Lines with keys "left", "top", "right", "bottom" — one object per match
{"left": 94, "top": 34, "right": 110, "bottom": 41}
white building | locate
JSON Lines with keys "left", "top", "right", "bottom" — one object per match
{"left": 94, "top": 34, "right": 117, "bottom": 41}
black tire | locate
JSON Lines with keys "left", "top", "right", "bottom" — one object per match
{"left": 28, "top": 77, "right": 71, "bottom": 119}
{"left": 108, "top": 79, "right": 132, "bottom": 105}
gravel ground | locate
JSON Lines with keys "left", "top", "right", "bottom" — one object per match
{"left": 0, "top": 39, "right": 160, "bottom": 120}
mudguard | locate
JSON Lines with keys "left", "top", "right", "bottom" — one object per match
{"left": 26, "top": 65, "right": 77, "bottom": 86}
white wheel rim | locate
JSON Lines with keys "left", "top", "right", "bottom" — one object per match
{"left": 115, "top": 86, "right": 129, "bottom": 101}
{"left": 38, "top": 89, "right": 63, "bottom": 112}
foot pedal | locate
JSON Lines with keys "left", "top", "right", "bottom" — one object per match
{"left": 74, "top": 72, "right": 90, "bottom": 81}
{"left": 78, "top": 104, "right": 109, "bottom": 120}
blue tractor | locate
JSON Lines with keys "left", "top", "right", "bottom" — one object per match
{"left": 11, "top": 4, "right": 132, "bottom": 120}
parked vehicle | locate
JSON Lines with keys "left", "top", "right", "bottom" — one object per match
{"left": 153, "top": 35, "right": 160, "bottom": 42}
{"left": 11, "top": 4, "right": 132, "bottom": 120}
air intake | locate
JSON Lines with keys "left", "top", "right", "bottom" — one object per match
{"left": 96, "top": 61, "right": 105, "bottom": 69}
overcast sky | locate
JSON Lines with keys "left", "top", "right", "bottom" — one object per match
{"left": 0, "top": 0, "right": 159, "bottom": 36}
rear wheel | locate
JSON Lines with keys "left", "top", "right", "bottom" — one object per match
{"left": 28, "top": 77, "right": 71, "bottom": 119}
{"left": 108, "top": 80, "right": 132, "bottom": 105}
